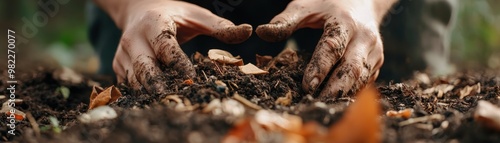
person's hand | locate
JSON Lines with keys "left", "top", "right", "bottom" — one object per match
{"left": 256, "top": 0, "right": 395, "bottom": 97}
{"left": 94, "top": 0, "right": 252, "bottom": 95}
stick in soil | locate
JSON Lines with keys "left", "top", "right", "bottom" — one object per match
{"left": 233, "top": 93, "right": 262, "bottom": 110}
{"left": 26, "top": 112, "right": 40, "bottom": 138}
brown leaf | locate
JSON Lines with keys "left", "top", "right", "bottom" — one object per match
{"left": 474, "top": 100, "right": 500, "bottom": 131}
{"left": 256, "top": 54, "right": 273, "bottom": 67}
{"left": 88, "top": 86, "right": 122, "bottom": 110}
{"left": 239, "top": 63, "right": 269, "bottom": 75}
{"left": 274, "top": 48, "right": 298, "bottom": 66}
{"left": 221, "top": 118, "right": 255, "bottom": 143}
{"left": 459, "top": 83, "right": 481, "bottom": 99}
{"left": 328, "top": 86, "right": 381, "bottom": 143}
{"left": 208, "top": 49, "right": 243, "bottom": 66}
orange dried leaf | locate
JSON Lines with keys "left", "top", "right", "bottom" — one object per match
{"left": 328, "top": 86, "right": 381, "bottom": 143}
{"left": 208, "top": 49, "right": 243, "bottom": 66}
{"left": 386, "top": 109, "right": 413, "bottom": 119}
{"left": 239, "top": 63, "right": 269, "bottom": 75}
{"left": 88, "top": 86, "right": 122, "bottom": 110}
{"left": 183, "top": 79, "right": 194, "bottom": 85}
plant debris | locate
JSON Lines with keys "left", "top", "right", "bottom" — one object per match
{"left": 239, "top": 63, "right": 269, "bottom": 75}
{"left": 386, "top": 109, "right": 413, "bottom": 119}
{"left": 208, "top": 49, "right": 244, "bottom": 66}
{"left": 88, "top": 85, "right": 122, "bottom": 110}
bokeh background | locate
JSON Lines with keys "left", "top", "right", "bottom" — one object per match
{"left": 1, "top": 0, "right": 499, "bottom": 74}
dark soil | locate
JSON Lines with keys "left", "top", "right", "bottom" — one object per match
{"left": 1, "top": 56, "right": 500, "bottom": 143}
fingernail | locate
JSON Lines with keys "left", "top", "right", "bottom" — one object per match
{"left": 309, "top": 77, "right": 319, "bottom": 90}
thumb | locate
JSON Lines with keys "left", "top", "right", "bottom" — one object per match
{"left": 256, "top": 2, "right": 311, "bottom": 42}
{"left": 186, "top": 8, "right": 252, "bottom": 44}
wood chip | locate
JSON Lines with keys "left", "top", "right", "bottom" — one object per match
{"left": 208, "top": 49, "right": 243, "bottom": 66}
{"left": 239, "top": 63, "right": 269, "bottom": 75}
{"left": 233, "top": 92, "right": 262, "bottom": 110}
{"left": 474, "top": 100, "right": 500, "bottom": 131}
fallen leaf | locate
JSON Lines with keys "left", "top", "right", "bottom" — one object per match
{"left": 208, "top": 49, "right": 243, "bottom": 66}
{"left": 459, "top": 83, "right": 481, "bottom": 99}
{"left": 274, "top": 48, "right": 298, "bottom": 66}
{"left": 275, "top": 90, "right": 293, "bottom": 106}
{"left": 256, "top": 54, "right": 273, "bottom": 67}
{"left": 474, "top": 100, "right": 500, "bottom": 131}
{"left": 239, "top": 63, "right": 269, "bottom": 75}
{"left": 328, "top": 86, "right": 381, "bottom": 143}
{"left": 386, "top": 109, "right": 413, "bottom": 119}
{"left": 88, "top": 85, "right": 122, "bottom": 110}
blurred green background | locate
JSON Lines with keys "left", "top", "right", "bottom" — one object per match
{"left": 1, "top": 0, "right": 499, "bottom": 74}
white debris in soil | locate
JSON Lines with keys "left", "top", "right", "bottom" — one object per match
{"left": 79, "top": 106, "right": 117, "bottom": 123}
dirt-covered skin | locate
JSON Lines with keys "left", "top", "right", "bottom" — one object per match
{"left": 96, "top": 0, "right": 253, "bottom": 98}
{"left": 255, "top": 0, "right": 392, "bottom": 98}
{"left": 2, "top": 58, "right": 500, "bottom": 143}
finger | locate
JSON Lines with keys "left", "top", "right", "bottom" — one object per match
{"left": 319, "top": 32, "right": 383, "bottom": 97}
{"left": 121, "top": 34, "right": 169, "bottom": 96}
{"left": 176, "top": 4, "right": 252, "bottom": 44}
{"left": 256, "top": 1, "right": 320, "bottom": 42}
{"left": 144, "top": 16, "right": 196, "bottom": 78}
{"left": 302, "top": 20, "right": 353, "bottom": 93}
{"left": 114, "top": 47, "right": 141, "bottom": 90}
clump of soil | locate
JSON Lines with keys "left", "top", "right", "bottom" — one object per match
{"left": 1, "top": 56, "right": 500, "bottom": 143}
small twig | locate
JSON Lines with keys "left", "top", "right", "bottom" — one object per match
{"left": 230, "top": 82, "right": 239, "bottom": 89}
{"left": 233, "top": 93, "right": 262, "bottom": 110}
{"left": 212, "top": 61, "right": 224, "bottom": 75}
{"left": 26, "top": 112, "right": 40, "bottom": 138}
{"left": 274, "top": 81, "right": 280, "bottom": 88}
{"left": 202, "top": 70, "right": 209, "bottom": 82}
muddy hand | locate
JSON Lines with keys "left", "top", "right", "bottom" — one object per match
{"left": 256, "top": 0, "right": 395, "bottom": 97}
{"left": 94, "top": 0, "right": 252, "bottom": 95}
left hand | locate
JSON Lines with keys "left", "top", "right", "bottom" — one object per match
{"left": 256, "top": 0, "right": 393, "bottom": 97}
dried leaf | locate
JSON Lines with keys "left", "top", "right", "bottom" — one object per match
{"left": 256, "top": 54, "right": 273, "bottom": 67}
{"left": 239, "top": 63, "right": 269, "bottom": 75}
{"left": 275, "top": 48, "right": 298, "bottom": 66}
{"left": 459, "top": 83, "right": 481, "bottom": 99}
{"left": 221, "top": 118, "right": 255, "bottom": 143}
{"left": 275, "top": 90, "right": 293, "bottom": 106}
{"left": 88, "top": 86, "right": 122, "bottom": 110}
{"left": 328, "top": 86, "right": 381, "bottom": 143}
{"left": 208, "top": 49, "right": 243, "bottom": 66}
{"left": 386, "top": 109, "right": 413, "bottom": 119}
{"left": 474, "top": 100, "right": 500, "bottom": 131}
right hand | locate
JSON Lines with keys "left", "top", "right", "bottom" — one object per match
{"left": 106, "top": 0, "right": 252, "bottom": 95}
